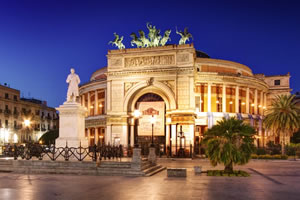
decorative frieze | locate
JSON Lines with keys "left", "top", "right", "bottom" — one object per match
{"left": 85, "top": 118, "right": 106, "bottom": 128}
{"left": 176, "top": 54, "right": 190, "bottom": 63}
{"left": 124, "top": 55, "right": 175, "bottom": 68}
{"left": 109, "top": 58, "right": 122, "bottom": 67}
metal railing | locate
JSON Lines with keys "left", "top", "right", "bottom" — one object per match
{"left": 12, "top": 143, "right": 123, "bottom": 162}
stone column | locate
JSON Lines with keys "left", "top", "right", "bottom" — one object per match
{"left": 87, "top": 128, "right": 91, "bottom": 146}
{"left": 106, "top": 125, "right": 112, "bottom": 145}
{"left": 189, "top": 124, "right": 194, "bottom": 149}
{"left": 130, "top": 125, "right": 134, "bottom": 147}
{"left": 166, "top": 124, "right": 170, "bottom": 147}
{"left": 107, "top": 82, "right": 111, "bottom": 112}
{"left": 95, "top": 127, "right": 99, "bottom": 145}
{"left": 87, "top": 92, "right": 91, "bottom": 116}
{"left": 171, "top": 124, "right": 177, "bottom": 154}
{"left": 207, "top": 83, "right": 212, "bottom": 112}
{"left": 82, "top": 94, "right": 86, "bottom": 108}
{"left": 254, "top": 89, "right": 258, "bottom": 115}
{"left": 123, "top": 125, "right": 128, "bottom": 148}
{"left": 264, "top": 92, "right": 267, "bottom": 111}
{"left": 104, "top": 89, "right": 107, "bottom": 114}
{"left": 260, "top": 91, "right": 263, "bottom": 115}
{"left": 94, "top": 90, "right": 98, "bottom": 115}
{"left": 235, "top": 86, "right": 239, "bottom": 113}
{"left": 246, "top": 87, "right": 250, "bottom": 114}
{"left": 222, "top": 84, "right": 226, "bottom": 112}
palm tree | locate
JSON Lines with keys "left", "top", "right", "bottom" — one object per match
{"left": 264, "top": 95, "right": 300, "bottom": 155}
{"left": 203, "top": 117, "right": 256, "bottom": 173}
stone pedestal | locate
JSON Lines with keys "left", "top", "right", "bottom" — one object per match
{"left": 131, "top": 148, "right": 142, "bottom": 170}
{"left": 148, "top": 147, "right": 157, "bottom": 164}
{"left": 55, "top": 102, "right": 88, "bottom": 148}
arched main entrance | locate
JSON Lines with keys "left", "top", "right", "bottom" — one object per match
{"left": 134, "top": 93, "right": 166, "bottom": 155}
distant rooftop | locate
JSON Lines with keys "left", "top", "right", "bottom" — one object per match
{"left": 20, "top": 98, "right": 47, "bottom": 106}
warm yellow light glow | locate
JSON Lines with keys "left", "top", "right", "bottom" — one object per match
{"left": 24, "top": 119, "right": 31, "bottom": 127}
{"left": 258, "top": 105, "right": 262, "bottom": 108}
{"left": 241, "top": 102, "right": 245, "bottom": 105}
{"left": 99, "top": 135, "right": 104, "bottom": 139}
{"left": 200, "top": 100, "right": 203, "bottom": 103}
{"left": 229, "top": 101, "right": 233, "bottom": 104}
{"left": 133, "top": 109, "right": 141, "bottom": 118}
{"left": 263, "top": 106, "right": 266, "bottom": 109}
{"left": 166, "top": 118, "right": 172, "bottom": 123}
{"left": 13, "top": 133, "right": 18, "bottom": 143}
{"left": 150, "top": 115, "right": 156, "bottom": 124}
{"left": 90, "top": 105, "right": 94, "bottom": 109}
{"left": 216, "top": 100, "right": 219, "bottom": 104}
{"left": 39, "top": 140, "right": 43, "bottom": 144}
{"left": 251, "top": 103, "right": 255, "bottom": 107}
{"left": 99, "top": 104, "right": 103, "bottom": 107}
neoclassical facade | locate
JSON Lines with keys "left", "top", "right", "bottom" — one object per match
{"left": 79, "top": 44, "right": 291, "bottom": 155}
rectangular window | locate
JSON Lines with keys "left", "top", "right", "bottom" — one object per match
{"left": 274, "top": 80, "right": 280, "bottom": 86}
{"left": 5, "top": 120, "right": 8, "bottom": 128}
{"left": 14, "top": 95, "right": 17, "bottom": 101}
{"left": 5, "top": 105, "right": 8, "bottom": 110}
{"left": 5, "top": 93, "right": 9, "bottom": 99}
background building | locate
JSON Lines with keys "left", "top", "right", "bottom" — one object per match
{"left": 79, "top": 44, "right": 291, "bottom": 155}
{"left": 0, "top": 84, "right": 58, "bottom": 146}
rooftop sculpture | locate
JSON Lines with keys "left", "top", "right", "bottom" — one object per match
{"left": 108, "top": 32, "right": 125, "bottom": 49}
{"left": 109, "top": 23, "right": 191, "bottom": 49}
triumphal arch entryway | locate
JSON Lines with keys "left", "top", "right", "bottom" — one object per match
{"left": 106, "top": 44, "right": 196, "bottom": 156}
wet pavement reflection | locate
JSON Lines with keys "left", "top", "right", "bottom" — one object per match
{"left": 0, "top": 159, "right": 299, "bottom": 200}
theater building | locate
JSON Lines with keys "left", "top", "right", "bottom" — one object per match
{"left": 79, "top": 44, "right": 291, "bottom": 155}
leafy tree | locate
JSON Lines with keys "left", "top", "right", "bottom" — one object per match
{"left": 291, "top": 129, "right": 300, "bottom": 143}
{"left": 203, "top": 117, "right": 256, "bottom": 173}
{"left": 39, "top": 130, "right": 59, "bottom": 145}
{"left": 264, "top": 95, "right": 300, "bottom": 155}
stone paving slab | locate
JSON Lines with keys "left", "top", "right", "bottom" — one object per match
{"left": 0, "top": 159, "right": 299, "bottom": 200}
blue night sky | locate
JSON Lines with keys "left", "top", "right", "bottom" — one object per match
{"left": 0, "top": 0, "right": 299, "bottom": 107}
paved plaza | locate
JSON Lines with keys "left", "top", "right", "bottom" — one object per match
{"left": 0, "top": 159, "right": 299, "bottom": 200}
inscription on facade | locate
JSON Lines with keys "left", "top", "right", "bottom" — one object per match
{"left": 125, "top": 55, "right": 175, "bottom": 68}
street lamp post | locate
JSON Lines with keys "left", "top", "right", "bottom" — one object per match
{"left": 150, "top": 115, "right": 156, "bottom": 147}
{"left": 23, "top": 119, "right": 31, "bottom": 143}
{"left": 133, "top": 109, "right": 141, "bottom": 148}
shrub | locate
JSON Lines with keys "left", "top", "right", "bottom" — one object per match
{"left": 266, "top": 141, "right": 281, "bottom": 155}
{"left": 251, "top": 154, "right": 288, "bottom": 160}
{"left": 285, "top": 143, "right": 300, "bottom": 156}
{"left": 255, "top": 147, "right": 267, "bottom": 155}
{"left": 207, "top": 170, "right": 249, "bottom": 177}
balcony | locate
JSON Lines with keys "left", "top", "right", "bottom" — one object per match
{"left": 4, "top": 109, "right": 11, "bottom": 117}
{"left": 21, "top": 110, "right": 32, "bottom": 117}
{"left": 13, "top": 111, "right": 19, "bottom": 118}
